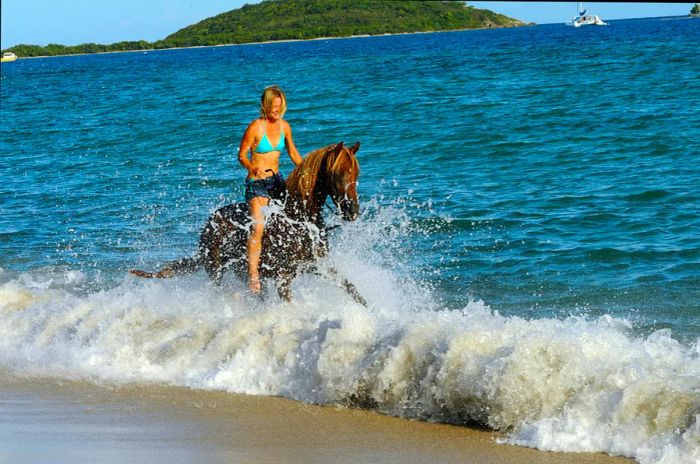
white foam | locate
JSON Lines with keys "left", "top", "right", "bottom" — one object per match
{"left": 0, "top": 205, "right": 697, "bottom": 464}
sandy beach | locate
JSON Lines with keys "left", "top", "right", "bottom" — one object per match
{"left": 0, "top": 373, "right": 632, "bottom": 464}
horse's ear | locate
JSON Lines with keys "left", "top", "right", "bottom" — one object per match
{"left": 349, "top": 141, "right": 360, "bottom": 156}
{"left": 333, "top": 141, "right": 345, "bottom": 154}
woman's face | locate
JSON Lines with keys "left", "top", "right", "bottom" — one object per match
{"left": 267, "top": 97, "right": 282, "bottom": 121}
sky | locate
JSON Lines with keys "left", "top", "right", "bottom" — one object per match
{"left": 1, "top": 1, "right": 696, "bottom": 49}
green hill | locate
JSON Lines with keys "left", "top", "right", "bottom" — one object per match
{"left": 3, "top": 0, "right": 525, "bottom": 57}
{"left": 164, "top": 0, "right": 524, "bottom": 47}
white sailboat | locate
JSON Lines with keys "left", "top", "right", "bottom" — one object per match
{"left": 565, "top": 2, "right": 607, "bottom": 27}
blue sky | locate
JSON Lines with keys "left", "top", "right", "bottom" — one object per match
{"left": 1, "top": 1, "right": 695, "bottom": 49}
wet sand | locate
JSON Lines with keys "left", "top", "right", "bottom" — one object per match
{"left": 0, "top": 373, "right": 632, "bottom": 464}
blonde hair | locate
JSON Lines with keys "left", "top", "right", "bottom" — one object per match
{"left": 260, "top": 85, "right": 287, "bottom": 119}
{"left": 286, "top": 144, "right": 359, "bottom": 202}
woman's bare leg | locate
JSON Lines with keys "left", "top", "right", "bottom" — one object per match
{"left": 247, "top": 196, "right": 269, "bottom": 294}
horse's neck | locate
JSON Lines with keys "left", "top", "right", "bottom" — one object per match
{"left": 285, "top": 190, "right": 326, "bottom": 226}
{"left": 285, "top": 156, "right": 330, "bottom": 226}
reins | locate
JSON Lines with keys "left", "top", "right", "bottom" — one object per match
{"left": 324, "top": 200, "right": 341, "bottom": 233}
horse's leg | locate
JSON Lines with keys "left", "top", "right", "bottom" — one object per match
{"left": 322, "top": 267, "right": 367, "bottom": 307}
{"left": 200, "top": 212, "right": 232, "bottom": 287}
{"left": 341, "top": 277, "right": 367, "bottom": 307}
{"left": 276, "top": 271, "right": 293, "bottom": 302}
{"left": 204, "top": 259, "right": 224, "bottom": 286}
{"left": 130, "top": 256, "right": 201, "bottom": 279}
{"left": 206, "top": 236, "right": 224, "bottom": 286}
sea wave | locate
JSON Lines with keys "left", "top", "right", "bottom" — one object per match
{"left": 0, "top": 266, "right": 697, "bottom": 464}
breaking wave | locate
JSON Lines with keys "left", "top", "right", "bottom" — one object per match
{"left": 0, "top": 203, "right": 698, "bottom": 464}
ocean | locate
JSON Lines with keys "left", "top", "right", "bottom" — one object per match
{"left": 1, "top": 16, "right": 699, "bottom": 464}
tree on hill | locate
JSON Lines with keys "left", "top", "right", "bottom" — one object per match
{"left": 2, "top": 0, "right": 524, "bottom": 57}
{"left": 162, "top": 0, "right": 522, "bottom": 48}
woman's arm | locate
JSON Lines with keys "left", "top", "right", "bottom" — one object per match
{"left": 283, "top": 121, "right": 303, "bottom": 166}
{"left": 238, "top": 121, "right": 262, "bottom": 178}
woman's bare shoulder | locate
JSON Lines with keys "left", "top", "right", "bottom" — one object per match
{"left": 248, "top": 118, "right": 264, "bottom": 129}
{"left": 244, "top": 118, "right": 263, "bottom": 135}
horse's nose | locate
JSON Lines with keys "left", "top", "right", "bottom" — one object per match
{"left": 342, "top": 200, "right": 359, "bottom": 221}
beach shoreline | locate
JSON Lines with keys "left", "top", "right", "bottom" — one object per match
{"left": 6, "top": 14, "right": 693, "bottom": 60}
{"left": 7, "top": 24, "right": 529, "bottom": 60}
{"left": 0, "top": 372, "right": 632, "bottom": 464}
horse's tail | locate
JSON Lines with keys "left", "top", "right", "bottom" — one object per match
{"left": 130, "top": 255, "right": 202, "bottom": 279}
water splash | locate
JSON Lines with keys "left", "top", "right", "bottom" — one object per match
{"left": 1, "top": 205, "right": 698, "bottom": 464}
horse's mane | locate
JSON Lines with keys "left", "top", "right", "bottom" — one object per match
{"left": 286, "top": 144, "right": 359, "bottom": 202}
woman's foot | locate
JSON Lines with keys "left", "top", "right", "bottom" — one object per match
{"left": 249, "top": 277, "right": 261, "bottom": 295}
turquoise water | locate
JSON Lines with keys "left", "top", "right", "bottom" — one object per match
{"left": 3, "top": 17, "right": 698, "bottom": 336}
{"left": 1, "top": 17, "right": 699, "bottom": 464}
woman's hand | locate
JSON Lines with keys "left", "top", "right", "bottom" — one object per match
{"left": 249, "top": 166, "right": 264, "bottom": 179}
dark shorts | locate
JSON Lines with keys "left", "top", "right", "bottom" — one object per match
{"left": 244, "top": 171, "right": 286, "bottom": 203}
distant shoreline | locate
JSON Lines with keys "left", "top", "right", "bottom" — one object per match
{"left": 9, "top": 14, "right": 694, "bottom": 61}
{"left": 11, "top": 25, "right": 529, "bottom": 60}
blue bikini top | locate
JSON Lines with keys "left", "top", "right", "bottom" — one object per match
{"left": 255, "top": 120, "right": 285, "bottom": 153}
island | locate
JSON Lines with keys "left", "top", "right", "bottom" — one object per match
{"left": 1, "top": 0, "right": 525, "bottom": 58}
{"left": 691, "top": 3, "right": 700, "bottom": 17}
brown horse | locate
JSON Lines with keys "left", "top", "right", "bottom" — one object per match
{"left": 130, "top": 142, "right": 366, "bottom": 305}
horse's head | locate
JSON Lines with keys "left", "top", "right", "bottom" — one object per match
{"left": 325, "top": 141, "right": 360, "bottom": 221}
{"left": 285, "top": 141, "right": 361, "bottom": 221}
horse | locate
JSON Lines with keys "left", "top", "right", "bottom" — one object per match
{"left": 130, "top": 141, "right": 366, "bottom": 306}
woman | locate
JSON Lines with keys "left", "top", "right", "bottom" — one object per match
{"left": 238, "top": 85, "right": 303, "bottom": 295}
